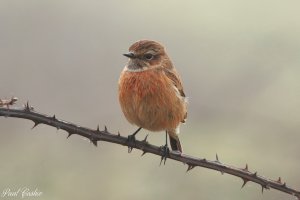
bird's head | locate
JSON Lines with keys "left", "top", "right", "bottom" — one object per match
{"left": 123, "top": 40, "right": 172, "bottom": 71}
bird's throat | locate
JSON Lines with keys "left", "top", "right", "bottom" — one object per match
{"left": 126, "top": 61, "right": 149, "bottom": 72}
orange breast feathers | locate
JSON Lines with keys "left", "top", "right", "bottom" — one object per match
{"left": 118, "top": 68, "right": 187, "bottom": 132}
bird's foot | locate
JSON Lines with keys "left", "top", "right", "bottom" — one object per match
{"left": 160, "top": 144, "right": 170, "bottom": 165}
{"left": 127, "top": 134, "right": 136, "bottom": 153}
{"left": 127, "top": 127, "right": 142, "bottom": 153}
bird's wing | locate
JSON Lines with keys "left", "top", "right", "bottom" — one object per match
{"left": 163, "top": 67, "right": 187, "bottom": 122}
{"left": 163, "top": 68, "right": 185, "bottom": 97}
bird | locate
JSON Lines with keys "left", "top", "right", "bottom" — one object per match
{"left": 118, "top": 40, "right": 187, "bottom": 154}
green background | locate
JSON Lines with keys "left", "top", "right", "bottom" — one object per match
{"left": 0, "top": 1, "right": 299, "bottom": 199}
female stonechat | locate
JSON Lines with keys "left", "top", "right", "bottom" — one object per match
{"left": 118, "top": 40, "right": 187, "bottom": 153}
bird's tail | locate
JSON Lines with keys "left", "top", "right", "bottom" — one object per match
{"left": 167, "top": 129, "right": 183, "bottom": 153}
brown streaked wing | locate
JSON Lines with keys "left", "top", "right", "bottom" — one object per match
{"left": 163, "top": 67, "right": 187, "bottom": 122}
{"left": 163, "top": 68, "right": 185, "bottom": 97}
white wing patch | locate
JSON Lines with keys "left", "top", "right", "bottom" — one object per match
{"left": 172, "top": 85, "right": 186, "bottom": 102}
{"left": 175, "top": 124, "right": 180, "bottom": 134}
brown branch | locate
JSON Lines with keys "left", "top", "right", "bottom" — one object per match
{"left": 0, "top": 100, "right": 299, "bottom": 199}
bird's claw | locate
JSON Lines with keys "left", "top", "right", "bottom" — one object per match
{"left": 160, "top": 144, "right": 170, "bottom": 165}
{"left": 127, "top": 134, "right": 136, "bottom": 153}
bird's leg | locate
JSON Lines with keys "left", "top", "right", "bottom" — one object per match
{"left": 160, "top": 131, "right": 170, "bottom": 165}
{"left": 127, "top": 127, "right": 142, "bottom": 153}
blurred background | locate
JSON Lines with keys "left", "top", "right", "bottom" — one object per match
{"left": 0, "top": 0, "right": 299, "bottom": 199}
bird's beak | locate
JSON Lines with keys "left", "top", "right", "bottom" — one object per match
{"left": 123, "top": 52, "right": 136, "bottom": 59}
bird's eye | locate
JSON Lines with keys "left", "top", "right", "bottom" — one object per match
{"left": 144, "top": 53, "right": 154, "bottom": 60}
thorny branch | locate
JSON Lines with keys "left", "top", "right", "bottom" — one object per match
{"left": 0, "top": 98, "right": 299, "bottom": 199}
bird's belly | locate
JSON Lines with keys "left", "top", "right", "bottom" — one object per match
{"left": 119, "top": 70, "right": 185, "bottom": 131}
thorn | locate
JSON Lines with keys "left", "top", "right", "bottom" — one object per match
{"left": 186, "top": 164, "right": 195, "bottom": 172}
{"left": 52, "top": 114, "right": 56, "bottom": 120}
{"left": 202, "top": 158, "right": 207, "bottom": 162}
{"left": 261, "top": 183, "right": 270, "bottom": 194}
{"left": 215, "top": 153, "right": 220, "bottom": 163}
{"left": 282, "top": 182, "right": 286, "bottom": 187}
{"left": 241, "top": 178, "right": 249, "bottom": 189}
{"left": 243, "top": 164, "right": 249, "bottom": 172}
{"left": 96, "top": 125, "right": 100, "bottom": 132}
{"left": 104, "top": 126, "right": 108, "bottom": 132}
{"left": 276, "top": 177, "right": 282, "bottom": 184}
{"left": 90, "top": 139, "right": 97, "bottom": 147}
{"left": 24, "top": 101, "right": 34, "bottom": 111}
{"left": 31, "top": 121, "right": 40, "bottom": 129}
{"left": 25, "top": 101, "right": 30, "bottom": 111}
{"left": 252, "top": 171, "right": 257, "bottom": 177}
{"left": 142, "top": 134, "right": 148, "bottom": 143}
{"left": 261, "top": 184, "right": 268, "bottom": 193}
{"left": 141, "top": 150, "right": 147, "bottom": 156}
{"left": 67, "top": 132, "right": 73, "bottom": 138}
{"left": 117, "top": 131, "right": 120, "bottom": 136}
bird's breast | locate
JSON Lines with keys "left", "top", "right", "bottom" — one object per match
{"left": 118, "top": 68, "right": 186, "bottom": 131}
